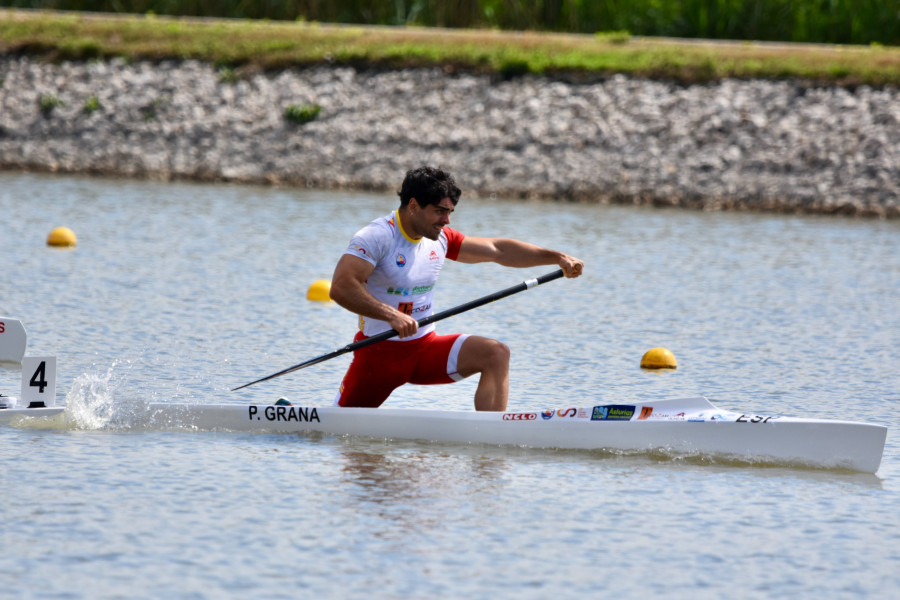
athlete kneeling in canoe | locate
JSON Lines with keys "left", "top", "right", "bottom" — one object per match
{"left": 330, "top": 166, "right": 584, "bottom": 411}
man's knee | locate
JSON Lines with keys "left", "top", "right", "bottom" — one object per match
{"left": 462, "top": 337, "right": 509, "bottom": 374}
{"left": 486, "top": 339, "right": 510, "bottom": 368}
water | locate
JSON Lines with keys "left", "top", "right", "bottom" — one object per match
{"left": 1, "top": 171, "right": 899, "bottom": 598}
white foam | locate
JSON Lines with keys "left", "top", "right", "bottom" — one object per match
{"left": 63, "top": 359, "right": 149, "bottom": 430}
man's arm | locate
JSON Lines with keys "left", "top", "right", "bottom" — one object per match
{"left": 329, "top": 254, "right": 420, "bottom": 338}
{"left": 455, "top": 237, "right": 584, "bottom": 277}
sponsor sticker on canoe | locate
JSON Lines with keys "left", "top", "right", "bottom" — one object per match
{"left": 643, "top": 411, "right": 686, "bottom": 421}
{"left": 503, "top": 412, "right": 537, "bottom": 421}
{"left": 540, "top": 408, "right": 589, "bottom": 419}
{"left": 591, "top": 405, "right": 635, "bottom": 421}
{"left": 688, "top": 412, "right": 730, "bottom": 422}
{"left": 557, "top": 408, "right": 588, "bottom": 418}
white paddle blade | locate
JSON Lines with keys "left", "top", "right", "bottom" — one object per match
{"left": 0, "top": 318, "right": 27, "bottom": 364}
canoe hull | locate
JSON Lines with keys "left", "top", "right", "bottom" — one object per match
{"left": 146, "top": 397, "right": 887, "bottom": 473}
{"left": 1, "top": 397, "right": 886, "bottom": 473}
{"left": 0, "top": 406, "right": 65, "bottom": 422}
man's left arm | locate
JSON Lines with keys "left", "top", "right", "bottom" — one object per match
{"left": 456, "top": 237, "right": 584, "bottom": 278}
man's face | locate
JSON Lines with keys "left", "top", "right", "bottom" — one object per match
{"left": 411, "top": 197, "right": 454, "bottom": 240}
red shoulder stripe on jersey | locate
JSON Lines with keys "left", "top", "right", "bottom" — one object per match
{"left": 443, "top": 227, "right": 465, "bottom": 261}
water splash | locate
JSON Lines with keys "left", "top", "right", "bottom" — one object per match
{"left": 63, "top": 359, "right": 149, "bottom": 430}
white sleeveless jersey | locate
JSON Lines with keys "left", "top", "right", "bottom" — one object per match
{"left": 344, "top": 211, "right": 465, "bottom": 340}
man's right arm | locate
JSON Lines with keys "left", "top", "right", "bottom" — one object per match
{"left": 329, "top": 254, "right": 419, "bottom": 338}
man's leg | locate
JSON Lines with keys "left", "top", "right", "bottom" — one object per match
{"left": 456, "top": 336, "right": 510, "bottom": 412}
{"left": 335, "top": 335, "right": 414, "bottom": 408}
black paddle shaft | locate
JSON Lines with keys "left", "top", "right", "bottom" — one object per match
{"left": 231, "top": 269, "right": 565, "bottom": 391}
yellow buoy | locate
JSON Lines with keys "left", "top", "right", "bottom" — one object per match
{"left": 641, "top": 347, "right": 677, "bottom": 370}
{"left": 306, "top": 279, "right": 332, "bottom": 302}
{"left": 47, "top": 226, "right": 77, "bottom": 247}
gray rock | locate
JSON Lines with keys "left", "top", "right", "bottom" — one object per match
{"left": 1, "top": 57, "right": 897, "bottom": 218}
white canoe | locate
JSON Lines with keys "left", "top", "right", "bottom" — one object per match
{"left": 1, "top": 397, "right": 886, "bottom": 473}
{"left": 0, "top": 404, "right": 65, "bottom": 421}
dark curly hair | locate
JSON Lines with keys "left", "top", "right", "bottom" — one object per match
{"left": 397, "top": 166, "right": 461, "bottom": 208}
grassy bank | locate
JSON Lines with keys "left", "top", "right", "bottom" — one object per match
{"left": 1, "top": 9, "right": 899, "bottom": 86}
{"left": 2, "top": 0, "right": 898, "bottom": 45}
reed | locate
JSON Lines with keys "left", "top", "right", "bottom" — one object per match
{"left": 1, "top": 9, "right": 898, "bottom": 86}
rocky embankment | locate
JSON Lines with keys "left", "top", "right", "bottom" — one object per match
{"left": 1, "top": 56, "right": 898, "bottom": 218}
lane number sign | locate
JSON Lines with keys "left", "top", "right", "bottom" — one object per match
{"left": 21, "top": 356, "right": 57, "bottom": 407}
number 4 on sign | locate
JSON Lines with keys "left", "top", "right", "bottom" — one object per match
{"left": 21, "top": 356, "right": 57, "bottom": 408}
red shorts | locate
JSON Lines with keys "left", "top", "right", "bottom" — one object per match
{"left": 335, "top": 331, "right": 469, "bottom": 408}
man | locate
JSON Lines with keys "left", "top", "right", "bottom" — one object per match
{"left": 330, "top": 166, "right": 584, "bottom": 411}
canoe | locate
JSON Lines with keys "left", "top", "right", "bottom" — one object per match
{"left": 1, "top": 396, "right": 886, "bottom": 473}
{"left": 0, "top": 404, "right": 65, "bottom": 421}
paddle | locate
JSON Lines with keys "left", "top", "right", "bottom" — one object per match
{"left": 232, "top": 269, "right": 565, "bottom": 391}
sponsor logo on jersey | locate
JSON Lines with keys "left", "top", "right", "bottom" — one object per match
{"left": 396, "top": 253, "right": 407, "bottom": 267}
{"left": 429, "top": 250, "right": 439, "bottom": 260}
{"left": 386, "top": 284, "right": 435, "bottom": 296}
{"left": 351, "top": 244, "right": 368, "bottom": 256}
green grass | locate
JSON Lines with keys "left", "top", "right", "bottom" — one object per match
{"left": 2, "top": 9, "right": 899, "bottom": 86}
{"left": 37, "top": 92, "right": 64, "bottom": 115}
{"left": 82, "top": 95, "right": 101, "bottom": 114}
{"left": 284, "top": 103, "right": 321, "bottom": 125}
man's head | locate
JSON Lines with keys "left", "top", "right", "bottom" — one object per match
{"left": 398, "top": 166, "right": 461, "bottom": 209}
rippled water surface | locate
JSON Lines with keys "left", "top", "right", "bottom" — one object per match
{"left": 1, "top": 172, "right": 899, "bottom": 599}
